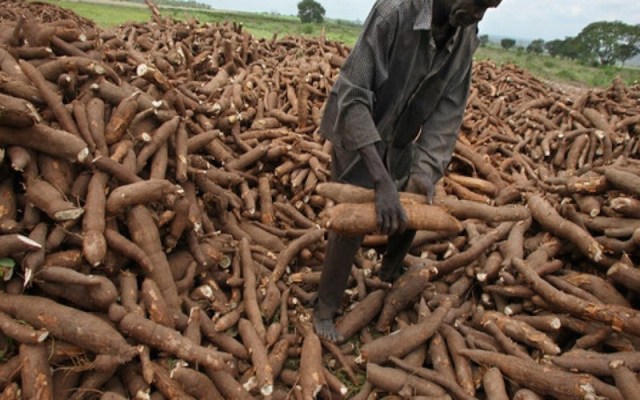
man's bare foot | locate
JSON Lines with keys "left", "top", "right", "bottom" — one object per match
{"left": 313, "top": 317, "right": 344, "bottom": 343}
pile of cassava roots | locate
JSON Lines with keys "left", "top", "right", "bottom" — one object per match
{"left": 1, "top": 1, "right": 640, "bottom": 399}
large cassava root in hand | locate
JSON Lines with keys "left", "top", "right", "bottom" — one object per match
{"left": 317, "top": 181, "right": 532, "bottom": 223}
{"left": 322, "top": 202, "right": 462, "bottom": 234}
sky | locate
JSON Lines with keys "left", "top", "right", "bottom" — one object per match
{"left": 204, "top": 0, "right": 640, "bottom": 41}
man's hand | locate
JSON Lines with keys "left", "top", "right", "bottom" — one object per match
{"left": 374, "top": 176, "right": 408, "bottom": 235}
{"left": 406, "top": 172, "right": 435, "bottom": 204}
{"left": 358, "top": 143, "right": 408, "bottom": 235}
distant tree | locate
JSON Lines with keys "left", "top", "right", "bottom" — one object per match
{"left": 500, "top": 38, "right": 516, "bottom": 50}
{"left": 559, "top": 36, "right": 591, "bottom": 62}
{"left": 545, "top": 39, "right": 564, "bottom": 57}
{"left": 618, "top": 43, "right": 640, "bottom": 67}
{"left": 297, "top": 0, "right": 325, "bottom": 24}
{"left": 575, "top": 21, "right": 640, "bottom": 65}
{"left": 526, "top": 39, "right": 545, "bottom": 54}
{"left": 479, "top": 34, "right": 490, "bottom": 47}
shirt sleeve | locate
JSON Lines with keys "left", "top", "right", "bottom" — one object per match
{"left": 411, "top": 61, "right": 473, "bottom": 185}
{"left": 325, "top": 8, "right": 396, "bottom": 151}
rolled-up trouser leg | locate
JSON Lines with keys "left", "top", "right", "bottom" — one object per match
{"left": 314, "top": 231, "right": 364, "bottom": 319}
{"left": 379, "top": 229, "right": 417, "bottom": 280}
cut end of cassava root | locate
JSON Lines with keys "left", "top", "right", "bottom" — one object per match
{"left": 260, "top": 384, "right": 274, "bottom": 396}
{"left": 549, "top": 317, "right": 562, "bottom": 330}
{"left": 53, "top": 208, "right": 85, "bottom": 221}
{"left": 18, "top": 235, "right": 43, "bottom": 249}
{"left": 77, "top": 147, "right": 90, "bottom": 163}
{"left": 37, "top": 331, "right": 50, "bottom": 343}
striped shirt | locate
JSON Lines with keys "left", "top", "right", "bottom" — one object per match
{"left": 320, "top": 0, "right": 479, "bottom": 188}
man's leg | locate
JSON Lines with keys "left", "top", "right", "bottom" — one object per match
{"left": 378, "top": 229, "right": 417, "bottom": 282}
{"left": 313, "top": 231, "right": 363, "bottom": 342}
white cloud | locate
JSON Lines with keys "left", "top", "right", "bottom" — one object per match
{"left": 568, "top": 6, "right": 583, "bottom": 17}
{"left": 482, "top": 0, "right": 640, "bottom": 40}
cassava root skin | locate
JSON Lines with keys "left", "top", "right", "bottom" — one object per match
{"left": 323, "top": 202, "right": 462, "bottom": 235}
{"left": 0, "top": 294, "right": 138, "bottom": 363}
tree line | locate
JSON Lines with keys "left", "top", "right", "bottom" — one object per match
{"left": 121, "top": 0, "right": 212, "bottom": 10}
{"left": 485, "top": 21, "right": 640, "bottom": 67}
{"left": 295, "top": 1, "right": 639, "bottom": 68}
{"left": 199, "top": 0, "right": 640, "bottom": 69}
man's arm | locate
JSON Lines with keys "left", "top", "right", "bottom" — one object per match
{"left": 326, "top": 6, "right": 407, "bottom": 234}
{"left": 408, "top": 63, "right": 473, "bottom": 201}
{"left": 324, "top": 6, "right": 395, "bottom": 151}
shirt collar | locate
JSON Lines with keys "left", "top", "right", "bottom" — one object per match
{"left": 413, "top": 0, "right": 433, "bottom": 31}
{"left": 414, "top": 0, "right": 466, "bottom": 52}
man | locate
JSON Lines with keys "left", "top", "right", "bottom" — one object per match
{"left": 314, "top": 0, "right": 502, "bottom": 342}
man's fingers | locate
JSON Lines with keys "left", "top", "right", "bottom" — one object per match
{"left": 380, "top": 212, "right": 390, "bottom": 235}
{"left": 389, "top": 213, "right": 398, "bottom": 235}
{"left": 424, "top": 183, "right": 434, "bottom": 204}
{"left": 408, "top": 175, "right": 435, "bottom": 204}
{"left": 385, "top": 213, "right": 393, "bottom": 235}
{"left": 398, "top": 209, "right": 409, "bottom": 233}
{"left": 376, "top": 210, "right": 411, "bottom": 235}
{"left": 418, "top": 179, "right": 430, "bottom": 195}
{"left": 426, "top": 180, "right": 435, "bottom": 200}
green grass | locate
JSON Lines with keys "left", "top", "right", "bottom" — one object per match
{"left": 48, "top": 0, "right": 362, "bottom": 44}
{"left": 44, "top": 0, "right": 640, "bottom": 89}
{"left": 52, "top": 0, "right": 152, "bottom": 27}
{"left": 475, "top": 45, "right": 640, "bottom": 88}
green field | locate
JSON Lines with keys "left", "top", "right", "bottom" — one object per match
{"left": 58, "top": 0, "right": 151, "bottom": 26}
{"left": 475, "top": 46, "right": 640, "bottom": 88}
{"left": 47, "top": 0, "right": 640, "bottom": 88}
{"left": 51, "top": 0, "right": 362, "bottom": 44}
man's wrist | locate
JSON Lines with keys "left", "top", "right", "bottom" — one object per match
{"left": 358, "top": 143, "right": 390, "bottom": 186}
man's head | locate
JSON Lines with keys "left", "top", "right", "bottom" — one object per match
{"left": 446, "top": 0, "right": 502, "bottom": 28}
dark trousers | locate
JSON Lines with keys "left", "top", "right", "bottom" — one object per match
{"left": 315, "top": 227, "right": 417, "bottom": 319}
{"left": 315, "top": 145, "right": 416, "bottom": 318}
